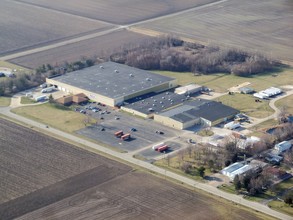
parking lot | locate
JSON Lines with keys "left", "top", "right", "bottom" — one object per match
{"left": 135, "top": 140, "right": 183, "bottom": 161}
{"left": 75, "top": 102, "right": 184, "bottom": 152}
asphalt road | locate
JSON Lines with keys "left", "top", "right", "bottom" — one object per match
{"left": 0, "top": 100, "right": 292, "bottom": 220}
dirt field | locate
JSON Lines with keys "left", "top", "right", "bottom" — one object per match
{"left": 0, "top": 1, "right": 111, "bottom": 56}
{"left": 13, "top": 172, "right": 269, "bottom": 220}
{"left": 16, "top": 0, "right": 217, "bottom": 25}
{"left": 9, "top": 30, "right": 150, "bottom": 69}
{"left": 0, "top": 118, "right": 130, "bottom": 205}
{"left": 0, "top": 118, "right": 273, "bottom": 220}
{"left": 139, "top": 0, "right": 293, "bottom": 62}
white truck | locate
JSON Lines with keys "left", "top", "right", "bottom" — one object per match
{"left": 41, "top": 86, "right": 55, "bottom": 93}
{"left": 224, "top": 122, "right": 240, "bottom": 130}
{"left": 35, "top": 95, "right": 47, "bottom": 102}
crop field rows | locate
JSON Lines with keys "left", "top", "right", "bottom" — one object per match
{"left": 0, "top": 0, "right": 112, "bottom": 56}
{"left": 15, "top": 172, "right": 265, "bottom": 220}
{"left": 0, "top": 118, "right": 125, "bottom": 204}
{"left": 14, "top": 0, "right": 217, "bottom": 25}
{"left": 139, "top": 0, "right": 293, "bottom": 62}
{"left": 9, "top": 30, "right": 151, "bottom": 69}
{"left": 0, "top": 118, "right": 271, "bottom": 220}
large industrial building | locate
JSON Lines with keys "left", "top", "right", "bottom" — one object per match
{"left": 154, "top": 99, "right": 239, "bottom": 129}
{"left": 46, "top": 62, "right": 177, "bottom": 107}
{"left": 121, "top": 91, "right": 188, "bottom": 118}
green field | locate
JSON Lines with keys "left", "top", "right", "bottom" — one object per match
{"left": 276, "top": 95, "right": 293, "bottom": 115}
{"left": 0, "top": 97, "right": 11, "bottom": 106}
{"left": 20, "top": 96, "right": 37, "bottom": 104}
{"left": 11, "top": 103, "right": 92, "bottom": 133}
{"left": 0, "top": 61, "right": 31, "bottom": 72}
{"left": 217, "top": 94, "right": 273, "bottom": 118}
{"left": 268, "top": 200, "right": 293, "bottom": 216}
{"left": 155, "top": 68, "right": 293, "bottom": 93}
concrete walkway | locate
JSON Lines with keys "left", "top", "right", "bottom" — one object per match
{"left": 0, "top": 105, "right": 292, "bottom": 220}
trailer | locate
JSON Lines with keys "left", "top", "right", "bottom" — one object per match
{"left": 152, "top": 142, "right": 165, "bottom": 151}
{"left": 41, "top": 86, "right": 55, "bottom": 93}
{"left": 114, "top": 130, "right": 123, "bottom": 137}
{"left": 121, "top": 133, "right": 131, "bottom": 141}
{"left": 35, "top": 95, "right": 47, "bottom": 102}
{"left": 157, "top": 145, "right": 169, "bottom": 152}
{"left": 224, "top": 122, "right": 240, "bottom": 130}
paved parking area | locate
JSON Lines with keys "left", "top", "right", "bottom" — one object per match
{"left": 136, "top": 141, "right": 182, "bottom": 160}
{"left": 76, "top": 103, "right": 184, "bottom": 152}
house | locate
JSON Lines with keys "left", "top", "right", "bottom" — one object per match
{"left": 274, "top": 141, "right": 292, "bottom": 154}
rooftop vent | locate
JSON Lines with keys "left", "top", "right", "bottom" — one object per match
{"left": 100, "top": 65, "right": 104, "bottom": 69}
{"left": 129, "top": 74, "right": 134, "bottom": 77}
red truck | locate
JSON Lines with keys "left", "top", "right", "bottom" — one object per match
{"left": 157, "top": 145, "right": 169, "bottom": 152}
{"left": 114, "top": 130, "right": 123, "bottom": 138}
{"left": 121, "top": 133, "right": 131, "bottom": 141}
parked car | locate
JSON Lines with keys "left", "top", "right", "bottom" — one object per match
{"left": 131, "top": 128, "right": 137, "bottom": 132}
{"left": 80, "top": 110, "right": 86, "bottom": 114}
{"left": 156, "top": 130, "right": 164, "bottom": 134}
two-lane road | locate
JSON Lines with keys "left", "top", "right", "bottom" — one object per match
{"left": 0, "top": 105, "right": 291, "bottom": 220}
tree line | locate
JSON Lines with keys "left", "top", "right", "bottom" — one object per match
{"left": 109, "top": 35, "right": 280, "bottom": 76}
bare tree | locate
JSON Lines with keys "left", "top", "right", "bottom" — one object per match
{"left": 278, "top": 105, "right": 288, "bottom": 124}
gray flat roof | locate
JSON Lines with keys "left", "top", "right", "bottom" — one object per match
{"left": 123, "top": 91, "right": 189, "bottom": 114}
{"left": 50, "top": 62, "right": 175, "bottom": 99}
{"left": 159, "top": 99, "right": 239, "bottom": 123}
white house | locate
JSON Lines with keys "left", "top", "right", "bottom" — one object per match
{"left": 275, "top": 141, "right": 292, "bottom": 153}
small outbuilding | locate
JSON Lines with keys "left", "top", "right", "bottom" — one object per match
{"left": 274, "top": 141, "right": 292, "bottom": 154}
{"left": 239, "top": 87, "right": 254, "bottom": 94}
{"left": 175, "top": 84, "right": 203, "bottom": 95}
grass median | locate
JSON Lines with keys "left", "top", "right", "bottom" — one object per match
{"left": 0, "top": 96, "right": 11, "bottom": 106}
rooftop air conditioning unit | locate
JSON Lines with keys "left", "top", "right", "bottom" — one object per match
{"left": 114, "top": 69, "right": 119, "bottom": 73}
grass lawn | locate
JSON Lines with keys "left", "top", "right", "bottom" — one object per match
{"left": 217, "top": 93, "right": 274, "bottom": 118}
{"left": 11, "top": 103, "right": 92, "bottom": 133}
{"left": 197, "top": 129, "right": 214, "bottom": 137}
{"left": 249, "top": 119, "right": 278, "bottom": 137}
{"left": 218, "top": 184, "right": 237, "bottom": 194}
{"left": 276, "top": 94, "right": 293, "bottom": 115}
{"left": 274, "top": 178, "right": 293, "bottom": 194}
{"left": 0, "top": 97, "right": 11, "bottom": 106}
{"left": 155, "top": 159, "right": 205, "bottom": 182}
{"left": 0, "top": 61, "right": 31, "bottom": 72}
{"left": 245, "top": 192, "right": 275, "bottom": 203}
{"left": 20, "top": 96, "right": 37, "bottom": 104}
{"left": 268, "top": 200, "right": 293, "bottom": 216}
{"left": 154, "top": 151, "right": 213, "bottom": 182}
{"left": 155, "top": 68, "right": 293, "bottom": 93}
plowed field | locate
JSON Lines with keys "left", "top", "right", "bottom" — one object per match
{"left": 0, "top": 1, "right": 111, "bottom": 56}
{"left": 0, "top": 118, "right": 272, "bottom": 220}
{"left": 9, "top": 30, "right": 150, "bottom": 69}
{"left": 15, "top": 0, "right": 217, "bottom": 24}
{"left": 140, "top": 0, "right": 293, "bottom": 62}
